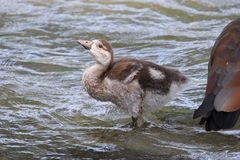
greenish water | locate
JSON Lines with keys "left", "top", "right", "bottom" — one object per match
{"left": 0, "top": 0, "right": 239, "bottom": 159}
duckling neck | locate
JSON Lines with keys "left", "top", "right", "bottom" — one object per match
{"left": 83, "top": 63, "right": 108, "bottom": 81}
{"left": 82, "top": 63, "right": 109, "bottom": 100}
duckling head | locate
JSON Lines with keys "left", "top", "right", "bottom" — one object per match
{"left": 78, "top": 39, "right": 113, "bottom": 67}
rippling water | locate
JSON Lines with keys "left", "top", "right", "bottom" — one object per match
{"left": 0, "top": 0, "right": 240, "bottom": 159}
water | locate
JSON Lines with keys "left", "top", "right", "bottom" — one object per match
{"left": 0, "top": 0, "right": 239, "bottom": 159}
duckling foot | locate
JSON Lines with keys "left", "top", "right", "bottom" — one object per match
{"left": 121, "top": 118, "right": 151, "bottom": 129}
{"left": 131, "top": 116, "right": 144, "bottom": 128}
{"left": 119, "top": 118, "right": 139, "bottom": 128}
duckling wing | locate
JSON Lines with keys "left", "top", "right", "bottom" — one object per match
{"left": 193, "top": 19, "right": 240, "bottom": 130}
{"left": 137, "top": 61, "right": 187, "bottom": 94}
{"left": 108, "top": 59, "right": 187, "bottom": 94}
{"left": 107, "top": 59, "right": 143, "bottom": 84}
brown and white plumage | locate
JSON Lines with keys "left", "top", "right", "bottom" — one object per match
{"left": 193, "top": 19, "right": 240, "bottom": 131}
{"left": 78, "top": 39, "right": 188, "bottom": 127}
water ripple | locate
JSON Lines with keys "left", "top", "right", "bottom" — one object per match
{"left": 0, "top": 0, "right": 240, "bottom": 159}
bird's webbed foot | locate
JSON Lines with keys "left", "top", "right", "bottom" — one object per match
{"left": 131, "top": 115, "right": 144, "bottom": 128}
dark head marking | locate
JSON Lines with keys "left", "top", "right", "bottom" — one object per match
{"left": 99, "top": 39, "right": 113, "bottom": 54}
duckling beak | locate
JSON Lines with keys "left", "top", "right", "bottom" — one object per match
{"left": 77, "top": 40, "right": 93, "bottom": 50}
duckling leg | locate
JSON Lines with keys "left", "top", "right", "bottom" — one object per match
{"left": 131, "top": 115, "right": 144, "bottom": 128}
{"left": 131, "top": 104, "right": 144, "bottom": 128}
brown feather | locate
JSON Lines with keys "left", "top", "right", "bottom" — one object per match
{"left": 224, "top": 88, "right": 240, "bottom": 111}
{"left": 105, "top": 59, "right": 187, "bottom": 94}
{"left": 194, "top": 19, "right": 240, "bottom": 131}
{"left": 107, "top": 59, "right": 142, "bottom": 81}
{"left": 205, "top": 19, "right": 240, "bottom": 112}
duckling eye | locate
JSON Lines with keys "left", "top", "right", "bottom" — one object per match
{"left": 98, "top": 45, "right": 103, "bottom": 48}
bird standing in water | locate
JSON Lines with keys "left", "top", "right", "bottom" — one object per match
{"left": 193, "top": 19, "right": 240, "bottom": 131}
{"left": 78, "top": 39, "right": 188, "bottom": 127}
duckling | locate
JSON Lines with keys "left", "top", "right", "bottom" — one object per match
{"left": 193, "top": 19, "right": 240, "bottom": 131}
{"left": 78, "top": 39, "right": 188, "bottom": 127}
